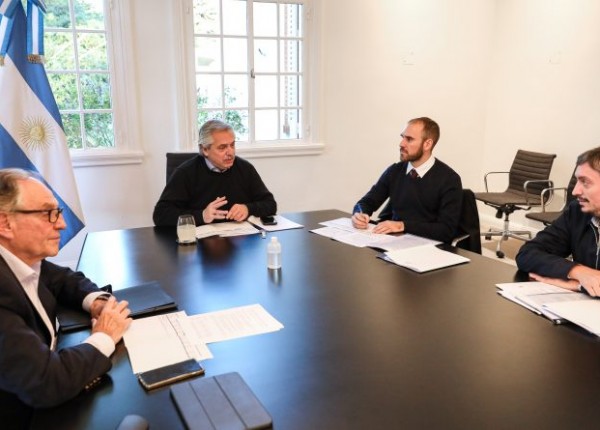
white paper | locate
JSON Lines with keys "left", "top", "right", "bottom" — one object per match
{"left": 190, "top": 304, "right": 284, "bottom": 343}
{"left": 495, "top": 282, "right": 592, "bottom": 322}
{"left": 544, "top": 300, "right": 600, "bottom": 336}
{"left": 312, "top": 217, "right": 440, "bottom": 251}
{"left": 195, "top": 221, "right": 259, "bottom": 239}
{"left": 247, "top": 215, "right": 304, "bottom": 232}
{"left": 123, "top": 311, "right": 213, "bottom": 374}
{"left": 384, "top": 244, "right": 470, "bottom": 273}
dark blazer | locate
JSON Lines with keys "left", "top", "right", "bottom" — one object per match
{"left": 0, "top": 256, "right": 112, "bottom": 428}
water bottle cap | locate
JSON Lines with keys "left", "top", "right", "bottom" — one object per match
{"left": 270, "top": 236, "right": 278, "bottom": 242}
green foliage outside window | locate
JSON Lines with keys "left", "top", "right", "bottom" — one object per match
{"left": 44, "top": 0, "right": 114, "bottom": 149}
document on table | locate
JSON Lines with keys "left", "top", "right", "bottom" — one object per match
{"left": 247, "top": 215, "right": 304, "bottom": 232}
{"left": 383, "top": 244, "right": 470, "bottom": 273}
{"left": 496, "top": 282, "right": 593, "bottom": 323}
{"left": 123, "top": 311, "right": 213, "bottom": 374}
{"left": 195, "top": 221, "right": 260, "bottom": 239}
{"left": 311, "top": 217, "right": 439, "bottom": 251}
{"left": 544, "top": 300, "right": 600, "bottom": 336}
{"left": 190, "top": 304, "right": 284, "bottom": 343}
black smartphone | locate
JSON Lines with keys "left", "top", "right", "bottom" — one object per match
{"left": 260, "top": 216, "right": 278, "bottom": 226}
{"left": 137, "top": 359, "right": 204, "bottom": 390}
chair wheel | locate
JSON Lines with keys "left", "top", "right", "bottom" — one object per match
{"left": 496, "top": 250, "right": 505, "bottom": 258}
{"left": 485, "top": 235, "right": 491, "bottom": 241}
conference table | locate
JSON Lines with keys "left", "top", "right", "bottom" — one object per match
{"left": 32, "top": 210, "right": 600, "bottom": 429}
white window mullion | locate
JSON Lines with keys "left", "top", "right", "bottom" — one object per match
{"left": 247, "top": 0, "right": 256, "bottom": 143}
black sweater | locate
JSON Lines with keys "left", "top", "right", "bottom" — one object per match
{"left": 354, "top": 159, "right": 462, "bottom": 243}
{"left": 153, "top": 155, "right": 277, "bottom": 226}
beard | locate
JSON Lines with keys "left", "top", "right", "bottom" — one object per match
{"left": 400, "top": 144, "right": 424, "bottom": 162}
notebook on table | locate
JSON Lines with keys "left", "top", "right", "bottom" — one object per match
{"left": 57, "top": 281, "right": 177, "bottom": 333}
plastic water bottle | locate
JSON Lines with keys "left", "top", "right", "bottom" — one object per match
{"left": 267, "top": 237, "right": 282, "bottom": 269}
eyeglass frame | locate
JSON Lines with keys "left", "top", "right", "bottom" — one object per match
{"left": 11, "top": 207, "right": 64, "bottom": 224}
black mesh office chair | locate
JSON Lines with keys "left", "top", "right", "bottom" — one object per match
{"left": 525, "top": 168, "right": 577, "bottom": 226}
{"left": 475, "top": 149, "right": 556, "bottom": 258}
{"left": 165, "top": 152, "right": 197, "bottom": 182}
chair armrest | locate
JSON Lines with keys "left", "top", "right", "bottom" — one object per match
{"left": 539, "top": 186, "right": 568, "bottom": 212}
{"left": 523, "top": 179, "right": 554, "bottom": 206}
{"left": 483, "top": 171, "right": 510, "bottom": 192}
{"left": 451, "top": 233, "right": 470, "bottom": 248}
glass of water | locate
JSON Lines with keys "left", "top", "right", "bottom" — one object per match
{"left": 177, "top": 214, "right": 197, "bottom": 245}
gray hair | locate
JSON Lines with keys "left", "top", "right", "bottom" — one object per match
{"left": 0, "top": 168, "right": 36, "bottom": 211}
{"left": 198, "top": 119, "right": 234, "bottom": 150}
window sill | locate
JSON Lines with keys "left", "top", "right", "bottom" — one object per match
{"left": 71, "top": 149, "right": 144, "bottom": 168}
{"left": 236, "top": 142, "right": 324, "bottom": 159}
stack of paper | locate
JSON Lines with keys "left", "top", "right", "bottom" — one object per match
{"left": 123, "top": 304, "right": 284, "bottom": 374}
{"left": 383, "top": 244, "right": 470, "bottom": 273}
{"left": 311, "top": 217, "right": 440, "bottom": 251}
{"left": 195, "top": 221, "right": 260, "bottom": 239}
{"left": 496, "top": 282, "right": 595, "bottom": 325}
{"left": 247, "top": 215, "right": 304, "bottom": 232}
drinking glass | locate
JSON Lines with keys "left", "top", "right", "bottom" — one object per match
{"left": 177, "top": 215, "right": 197, "bottom": 244}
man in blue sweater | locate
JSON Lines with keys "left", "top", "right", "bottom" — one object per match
{"left": 153, "top": 120, "right": 277, "bottom": 226}
{"left": 351, "top": 117, "right": 462, "bottom": 243}
{"left": 516, "top": 147, "right": 600, "bottom": 296}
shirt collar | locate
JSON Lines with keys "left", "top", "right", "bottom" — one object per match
{"left": 0, "top": 244, "right": 40, "bottom": 284}
{"left": 204, "top": 157, "right": 229, "bottom": 173}
{"left": 407, "top": 156, "right": 436, "bottom": 178}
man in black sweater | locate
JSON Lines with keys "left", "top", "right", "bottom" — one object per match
{"left": 352, "top": 117, "right": 462, "bottom": 243}
{"left": 516, "top": 147, "right": 600, "bottom": 296}
{"left": 153, "top": 120, "right": 277, "bottom": 226}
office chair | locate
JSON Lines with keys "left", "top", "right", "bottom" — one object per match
{"left": 475, "top": 149, "right": 556, "bottom": 258}
{"left": 165, "top": 152, "right": 197, "bottom": 182}
{"left": 525, "top": 167, "right": 577, "bottom": 226}
{"left": 452, "top": 189, "right": 482, "bottom": 254}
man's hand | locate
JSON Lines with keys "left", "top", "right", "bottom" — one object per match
{"left": 202, "top": 196, "right": 229, "bottom": 224}
{"left": 528, "top": 272, "right": 580, "bottom": 291}
{"left": 352, "top": 213, "right": 370, "bottom": 229}
{"left": 372, "top": 220, "right": 405, "bottom": 234}
{"left": 227, "top": 204, "right": 249, "bottom": 222}
{"left": 565, "top": 265, "right": 600, "bottom": 296}
{"left": 90, "top": 296, "right": 109, "bottom": 319}
{"left": 91, "top": 297, "right": 132, "bottom": 344}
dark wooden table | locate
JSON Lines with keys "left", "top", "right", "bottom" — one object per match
{"left": 32, "top": 210, "right": 600, "bottom": 429}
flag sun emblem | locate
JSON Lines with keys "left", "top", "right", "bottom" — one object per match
{"left": 19, "top": 117, "right": 54, "bottom": 151}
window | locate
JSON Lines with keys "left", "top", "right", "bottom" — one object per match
{"left": 191, "top": 0, "right": 320, "bottom": 152}
{"left": 45, "top": 0, "right": 113, "bottom": 149}
{"left": 44, "top": 0, "right": 141, "bottom": 166}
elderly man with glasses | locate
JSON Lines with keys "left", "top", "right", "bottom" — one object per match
{"left": 0, "top": 168, "right": 131, "bottom": 427}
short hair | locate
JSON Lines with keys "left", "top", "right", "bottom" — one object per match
{"left": 408, "top": 117, "right": 440, "bottom": 146}
{"left": 0, "top": 168, "right": 35, "bottom": 211}
{"left": 577, "top": 147, "right": 600, "bottom": 173}
{"left": 198, "top": 119, "right": 234, "bottom": 150}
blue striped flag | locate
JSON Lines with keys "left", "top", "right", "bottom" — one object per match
{"left": 0, "top": 1, "right": 84, "bottom": 248}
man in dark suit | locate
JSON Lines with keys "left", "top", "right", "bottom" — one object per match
{"left": 0, "top": 169, "right": 131, "bottom": 427}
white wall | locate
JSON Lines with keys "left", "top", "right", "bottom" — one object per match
{"left": 52, "top": 0, "right": 600, "bottom": 266}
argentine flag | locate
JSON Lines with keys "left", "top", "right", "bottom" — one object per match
{"left": 0, "top": 1, "right": 84, "bottom": 248}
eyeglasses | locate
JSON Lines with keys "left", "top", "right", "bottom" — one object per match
{"left": 12, "top": 207, "right": 64, "bottom": 223}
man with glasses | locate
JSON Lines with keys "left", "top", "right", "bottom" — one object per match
{"left": 153, "top": 119, "right": 277, "bottom": 226}
{"left": 0, "top": 168, "right": 131, "bottom": 426}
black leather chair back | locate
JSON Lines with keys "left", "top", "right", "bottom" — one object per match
{"left": 165, "top": 152, "right": 197, "bottom": 182}
{"left": 508, "top": 150, "right": 557, "bottom": 197}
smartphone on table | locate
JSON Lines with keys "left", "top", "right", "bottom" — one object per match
{"left": 260, "top": 216, "right": 278, "bottom": 226}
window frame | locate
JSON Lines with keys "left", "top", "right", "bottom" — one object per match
{"left": 176, "top": 0, "right": 323, "bottom": 158}
{"left": 56, "top": 0, "right": 143, "bottom": 167}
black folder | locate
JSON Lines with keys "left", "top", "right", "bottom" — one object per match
{"left": 57, "top": 281, "right": 177, "bottom": 333}
{"left": 170, "top": 372, "right": 273, "bottom": 430}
